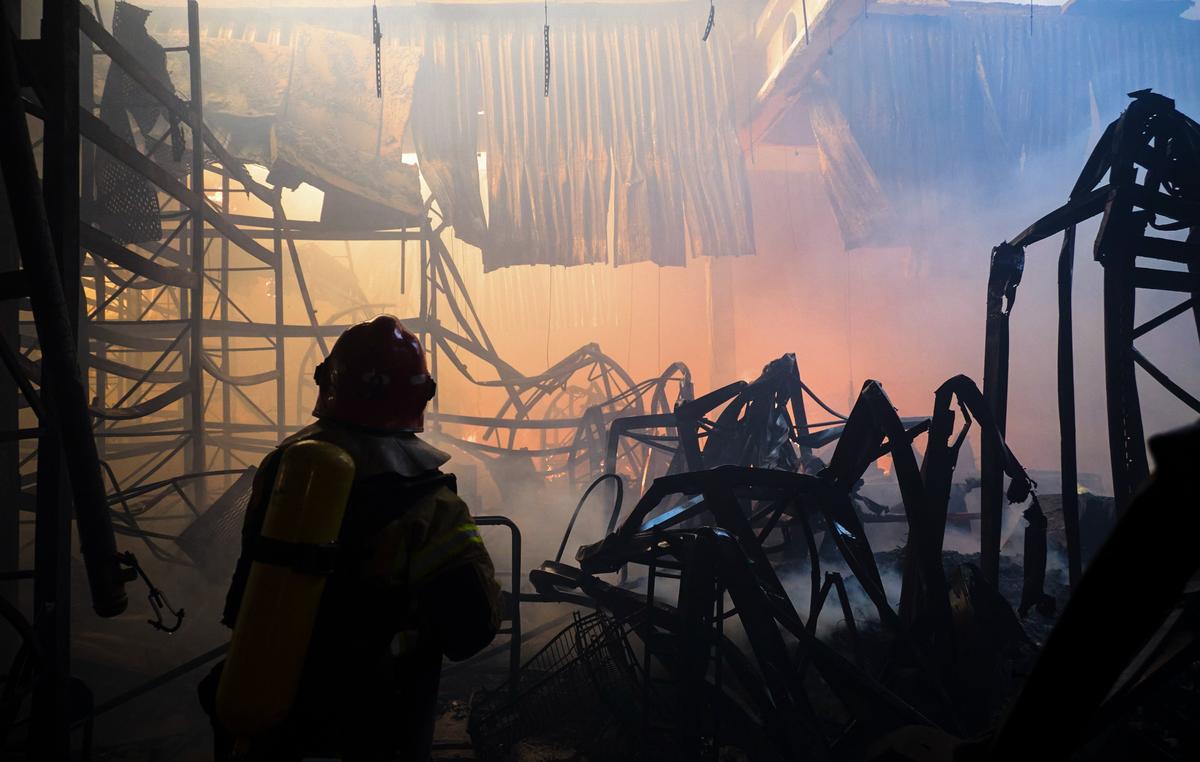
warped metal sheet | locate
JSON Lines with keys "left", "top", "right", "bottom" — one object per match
{"left": 273, "top": 26, "right": 423, "bottom": 216}
{"left": 176, "top": 467, "right": 257, "bottom": 581}
{"left": 94, "top": 1, "right": 169, "bottom": 244}
{"left": 807, "top": 73, "right": 897, "bottom": 250}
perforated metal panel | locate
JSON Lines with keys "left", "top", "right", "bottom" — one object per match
{"left": 175, "top": 468, "right": 256, "bottom": 581}
{"left": 93, "top": 1, "right": 169, "bottom": 244}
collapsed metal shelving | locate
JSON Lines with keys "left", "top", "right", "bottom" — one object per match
{"left": 75, "top": 1, "right": 343, "bottom": 492}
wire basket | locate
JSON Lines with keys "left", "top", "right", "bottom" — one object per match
{"left": 469, "top": 610, "right": 642, "bottom": 761}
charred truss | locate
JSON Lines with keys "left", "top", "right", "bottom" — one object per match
{"left": 526, "top": 372, "right": 1045, "bottom": 759}
{"left": 601, "top": 354, "right": 853, "bottom": 494}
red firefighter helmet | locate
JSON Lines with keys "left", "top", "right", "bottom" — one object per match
{"left": 312, "top": 315, "right": 436, "bottom": 433}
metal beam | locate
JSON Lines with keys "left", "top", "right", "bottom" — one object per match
{"left": 743, "top": 0, "right": 867, "bottom": 149}
{"left": 186, "top": 0, "right": 206, "bottom": 500}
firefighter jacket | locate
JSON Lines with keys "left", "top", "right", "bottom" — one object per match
{"left": 213, "top": 419, "right": 502, "bottom": 760}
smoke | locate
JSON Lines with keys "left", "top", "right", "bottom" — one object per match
{"left": 737, "top": 97, "right": 1198, "bottom": 498}
{"left": 779, "top": 558, "right": 906, "bottom": 642}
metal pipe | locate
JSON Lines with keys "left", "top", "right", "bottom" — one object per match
{"left": 980, "top": 243, "right": 1022, "bottom": 587}
{"left": 475, "top": 515, "right": 522, "bottom": 692}
{"left": 187, "top": 0, "right": 207, "bottom": 492}
{"left": 274, "top": 192, "right": 286, "bottom": 442}
{"left": 220, "top": 174, "right": 231, "bottom": 472}
{"left": 1056, "top": 227, "right": 1082, "bottom": 585}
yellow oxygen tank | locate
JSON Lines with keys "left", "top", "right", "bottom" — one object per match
{"left": 216, "top": 440, "right": 356, "bottom": 739}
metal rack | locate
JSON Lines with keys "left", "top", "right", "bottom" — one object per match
{"left": 980, "top": 90, "right": 1200, "bottom": 586}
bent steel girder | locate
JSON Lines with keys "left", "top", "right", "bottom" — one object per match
{"left": 827, "top": 376, "right": 1035, "bottom": 706}
{"left": 980, "top": 242, "right": 1023, "bottom": 588}
{"left": 982, "top": 90, "right": 1200, "bottom": 587}
{"left": 578, "top": 465, "right": 893, "bottom": 631}
{"left": 700, "top": 354, "right": 811, "bottom": 470}
{"left": 0, "top": 594, "right": 39, "bottom": 748}
{"left": 589, "top": 374, "right": 1033, "bottom": 636}
{"left": 680, "top": 354, "right": 817, "bottom": 472}
{"left": 579, "top": 362, "right": 695, "bottom": 491}
{"left": 562, "top": 374, "right": 1040, "bottom": 736}
{"left": 599, "top": 354, "right": 846, "bottom": 511}
{"left": 432, "top": 338, "right": 657, "bottom": 486}
{"left": 674, "top": 529, "right": 830, "bottom": 762}
{"left": 922, "top": 376, "right": 1033, "bottom": 559}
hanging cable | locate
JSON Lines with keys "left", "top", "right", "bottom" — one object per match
{"left": 373, "top": 1, "right": 383, "bottom": 98}
{"left": 702, "top": 0, "right": 715, "bottom": 42}
{"left": 543, "top": 0, "right": 551, "bottom": 97}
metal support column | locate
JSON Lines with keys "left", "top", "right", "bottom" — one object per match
{"left": 980, "top": 243, "right": 1022, "bottom": 587}
{"left": 420, "top": 227, "right": 438, "bottom": 423}
{"left": 274, "top": 192, "right": 286, "bottom": 442}
{"left": 32, "top": 2, "right": 81, "bottom": 754}
{"left": 0, "top": 0, "right": 24, "bottom": 675}
{"left": 0, "top": 149, "right": 19, "bottom": 672}
{"left": 220, "top": 173, "right": 231, "bottom": 471}
{"left": 186, "top": 0, "right": 206, "bottom": 489}
{"left": 83, "top": 20, "right": 105, "bottom": 462}
{"left": 1056, "top": 227, "right": 1082, "bottom": 585}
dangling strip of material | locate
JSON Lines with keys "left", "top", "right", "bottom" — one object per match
{"left": 543, "top": 1, "right": 551, "bottom": 97}
{"left": 372, "top": 1, "right": 383, "bottom": 98}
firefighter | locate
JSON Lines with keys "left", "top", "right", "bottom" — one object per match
{"left": 200, "top": 315, "right": 502, "bottom": 761}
